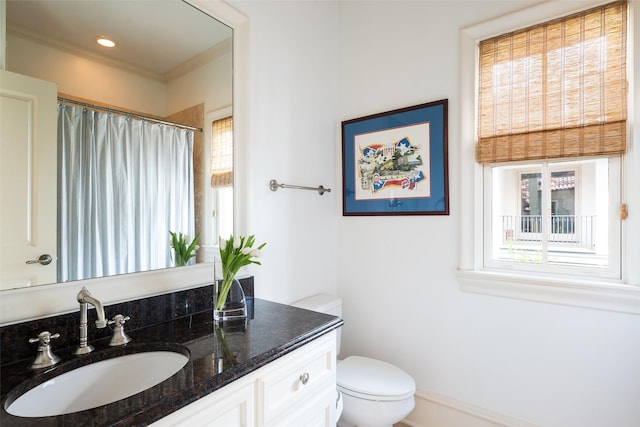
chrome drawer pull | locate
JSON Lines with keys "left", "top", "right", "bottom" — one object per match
{"left": 299, "top": 372, "right": 310, "bottom": 385}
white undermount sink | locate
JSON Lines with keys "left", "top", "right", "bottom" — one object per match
{"left": 6, "top": 351, "right": 189, "bottom": 418}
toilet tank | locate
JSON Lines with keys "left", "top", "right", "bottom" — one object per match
{"left": 292, "top": 294, "right": 342, "bottom": 355}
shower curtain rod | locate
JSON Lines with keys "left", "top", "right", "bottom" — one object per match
{"left": 57, "top": 97, "right": 203, "bottom": 132}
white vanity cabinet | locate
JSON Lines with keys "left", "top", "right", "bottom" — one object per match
{"left": 152, "top": 330, "right": 337, "bottom": 427}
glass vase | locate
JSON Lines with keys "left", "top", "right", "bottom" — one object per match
{"left": 213, "top": 277, "right": 247, "bottom": 322}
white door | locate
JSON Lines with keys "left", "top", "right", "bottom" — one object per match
{"left": 0, "top": 70, "right": 57, "bottom": 289}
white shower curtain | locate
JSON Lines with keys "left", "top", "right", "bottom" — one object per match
{"left": 57, "top": 104, "right": 195, "bottom": 282}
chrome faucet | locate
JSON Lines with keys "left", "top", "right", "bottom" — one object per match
{"left": 74, "top": 287, "right": 107, "bottom": 355}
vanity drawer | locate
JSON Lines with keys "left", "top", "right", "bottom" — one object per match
{"left": 257, "top": 331, "right": 336, "bottom": 425}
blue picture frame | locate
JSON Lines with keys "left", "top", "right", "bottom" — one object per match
{"left": 342, "top": 99, "right": 449, "bottom": 216}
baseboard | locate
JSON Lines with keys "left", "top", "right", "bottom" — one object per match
{"left": 400, "top": 389, "right": 539, "bottom": 427}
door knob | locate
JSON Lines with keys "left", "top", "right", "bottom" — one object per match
{"left": 26, "top": 254, "right": 53, "bottom": 265}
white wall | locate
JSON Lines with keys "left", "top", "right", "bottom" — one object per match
{"left": 217, "top": 0, "right": 638, "bottom": 426}
{"left": 228, "top": 0, "right": 340, "bottom": 304}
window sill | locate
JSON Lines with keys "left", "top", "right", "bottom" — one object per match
{"left": 456, "top": 269, "right": 640, "bottom": 315}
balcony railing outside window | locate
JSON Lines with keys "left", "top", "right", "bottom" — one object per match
{"left": 502, "top": 215, "right": 595, "bottom": 250}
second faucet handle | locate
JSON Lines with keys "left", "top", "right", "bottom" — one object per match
{"left": 29, "top": 331, "right": 61, "bottom": 369}
{"left": 108, "top": 314, "right": 132, "bottom": 346}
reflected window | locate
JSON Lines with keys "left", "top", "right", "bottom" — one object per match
{"left": 211, "top": 116, "right": 234, "bottom": 242}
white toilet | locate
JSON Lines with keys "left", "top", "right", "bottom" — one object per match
{"left": 292, "top": 294, "right": 415, "bottom": 427}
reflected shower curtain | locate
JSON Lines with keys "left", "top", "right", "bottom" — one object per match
{"left": 57, "top": 104, "right": 195, "bottom": 282}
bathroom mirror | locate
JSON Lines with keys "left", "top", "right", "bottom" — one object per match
{"left": 2, "top": 0, "right": 233, "bottom": 290}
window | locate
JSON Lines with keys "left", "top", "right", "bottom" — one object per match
{"left": 485, "top": 157, "right": 620, "bottom": 278}
{"left": 458, "top": 0, "right": 639, "bottom": 313}
{"left": 211, "top": 116, "right": 234, "bottom": 243}
{"left": 478, "top": 1, "right": 626, "bottom": 280}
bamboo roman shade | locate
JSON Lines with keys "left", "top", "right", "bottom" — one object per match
{"left": 477, "top": 1, "right": 627, "bottom": 163}
{"left": 210, "top": 116, "right": 233, "bottom": 188}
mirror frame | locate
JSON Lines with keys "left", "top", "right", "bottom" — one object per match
{"left": 0, "top": 0, "right": 248, "bottom": 326}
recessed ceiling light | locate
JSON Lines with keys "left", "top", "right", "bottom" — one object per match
{"left": 96, "top": 37, "right": 116, "bottom": 48}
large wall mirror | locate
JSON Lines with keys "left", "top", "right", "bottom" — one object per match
{"left": 2, "top": 0, "right": 235, "bottom": 293}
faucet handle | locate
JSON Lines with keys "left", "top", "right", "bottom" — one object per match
{"left": 108, "top": 314, "right": 132, "bottom": 346}
{"left": 29, "top": 331, "right": 61, "bottom": 369}
{"left": 29, "top": 331, "right": 60, "bottom": 345}
{"left": 108, "top": 314, "right": 130, "bottom": 327}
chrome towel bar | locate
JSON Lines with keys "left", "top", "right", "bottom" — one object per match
{"left": 269, "top": 179, "right": 331, "bottom": 196}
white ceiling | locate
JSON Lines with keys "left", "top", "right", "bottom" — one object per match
{"left": 6, "top": 0, "right": 232, "bottom": 78}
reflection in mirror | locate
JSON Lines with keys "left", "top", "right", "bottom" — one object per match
{"left": 57, "top": 102, "right": 198, "bottom": 282}
{"left": 2, "top": 0, "right": 233, "bottom": 290}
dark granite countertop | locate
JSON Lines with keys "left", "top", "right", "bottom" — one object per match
{"left": 0, "top": 295, "right": 343, "bottom": 426}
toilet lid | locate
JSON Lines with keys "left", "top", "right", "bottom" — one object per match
{"left": 337, "top": 356, "right": 415, "bottom": 401}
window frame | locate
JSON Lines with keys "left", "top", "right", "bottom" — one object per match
{"left": 458, "top": 0, "right": 640, "bottom": 314}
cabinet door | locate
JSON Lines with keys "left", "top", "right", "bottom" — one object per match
{"left": 257, "top": 331, "right": 336, "bottom": 426}
{"left": 265, "top": 387, "right": 336, "bottom": 427}
{"left": 151, "top": 376, "right": 255, "bottom": 427}
{"left": 0, "top": 70, "right": 57, "bottom": 289}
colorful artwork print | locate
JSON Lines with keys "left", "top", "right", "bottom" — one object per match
{"left": 354, "top": 122, "right": 430, "bottom": 201}
{"left": 342, "top": 99, "right": 448, "bottom": 216}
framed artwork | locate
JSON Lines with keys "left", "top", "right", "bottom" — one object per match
{"left": 341, "top": 99, "right": 449, "bottom": 216}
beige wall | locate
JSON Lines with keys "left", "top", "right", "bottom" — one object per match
{"left": 6, "top": 33, "right": 168, "bottom": 116}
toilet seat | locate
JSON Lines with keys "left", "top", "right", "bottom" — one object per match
{"left": 337, "top": 356, "right": 415, "bottom": 402}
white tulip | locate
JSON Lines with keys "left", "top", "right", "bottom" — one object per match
{"left": 219, "top": 238, "right": 227, "bottom": 250}
{"left": 241, "top": 247, "right": 252, "bottom": 255}
{"left": 233, "top": 237, "right": 241, "bottom": 249}
{"left": 250, "top": 249, "right": 262, "bottom": 258}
